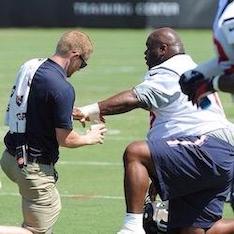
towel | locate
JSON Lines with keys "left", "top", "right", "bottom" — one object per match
{"left": 5, "top": 58, "right": 47, "bottom": 133}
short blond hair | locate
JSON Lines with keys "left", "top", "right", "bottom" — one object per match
{"left": 56, "top": 30, "right": 93, "bottom": 59}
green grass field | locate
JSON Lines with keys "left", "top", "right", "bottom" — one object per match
{"left": 0, "top": 28, "right": 233, "bottom": 233}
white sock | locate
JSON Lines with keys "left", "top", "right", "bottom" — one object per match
{"left": 121, "top": 213, "right": 145, "bottom": 233}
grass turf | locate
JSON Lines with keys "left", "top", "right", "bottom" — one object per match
{"left": 0, "top": 28, "right": 233, "bottom": 233}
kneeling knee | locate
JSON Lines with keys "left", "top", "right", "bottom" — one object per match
{"left": 123, "top": 142, "right": 142, "bottom": 163}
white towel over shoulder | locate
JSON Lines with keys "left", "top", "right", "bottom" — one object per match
{"left": 5, "top": 58, "right": 47, "bottom": 133}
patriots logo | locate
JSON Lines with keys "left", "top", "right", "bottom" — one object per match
{"left": 16, "top": 95, "right": 24, "bottom": 106}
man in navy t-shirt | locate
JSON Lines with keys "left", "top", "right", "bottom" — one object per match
{"left": 0, "top": 30, "right": 107, "bottom": 234}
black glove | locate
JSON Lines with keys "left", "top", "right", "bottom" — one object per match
{"left": 179, "top": 70, "right": 215, "bottom": 106}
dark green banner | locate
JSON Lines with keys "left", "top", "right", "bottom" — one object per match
{"left": 0, "top": 0, "right": 217, "bottom": 28}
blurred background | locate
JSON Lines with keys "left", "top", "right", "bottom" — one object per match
{"left": 0, "top": 0, "right": 216, "bottom": 28}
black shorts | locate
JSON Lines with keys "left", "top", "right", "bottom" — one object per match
{"left": 147, "top": 135, "right": 234, "bottom": 229}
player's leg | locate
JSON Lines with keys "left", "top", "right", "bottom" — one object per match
{"left": 19, "top": 163, "right": 61, "bottom": 234}
{"left": 206, "top": 219, "right": 234, "bottom": 234}
{"left": 0, "top": 151, "right": 33, "bottom": 234}
{"left": 124, "top": 140, "right": 154, "bottom": 213}
{"left": 208, "top": 127, "right": 234, "bottom": 213}
{"left": 0, "top": 150, "right": 18, "bottom": 183}
{"left": 147, "top": 135, "right": 234, "bottom": 234}
{"left": 168, "top": 227, "right": 205, "bottom": 234}
{"left": 118, "top": 140, "right": 155, "bottom": 234}
{"left": 1, "top": 150, "right": 61, "bottom": 233}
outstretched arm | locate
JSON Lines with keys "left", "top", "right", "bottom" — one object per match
{"left": 98, "top": 89, "right": 146, "bottom": 115}
{"left": 73, "top": 89, "right": 147, "bottom": 123}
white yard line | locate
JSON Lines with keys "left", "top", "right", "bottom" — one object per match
{"left": 0, "top": 160, "right": 123, "bottom": 199}
{"left": 0, "top": 126, "right": 137, "bottom": 143}
{"left": 58, "top": 161, "right": 122, "bottom": 166}
{"left": 0, "top": 192, "right": 124, "bottom": 200}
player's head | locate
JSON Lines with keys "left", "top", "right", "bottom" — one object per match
{"left": 55, "top": 30, "right": 93, "bottom": 77}
{"left": 145, "top": 27, "right": 185, "bottom": 69}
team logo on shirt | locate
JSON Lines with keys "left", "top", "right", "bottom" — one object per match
{"left": 16, "top": 95, "right": 24, "bottom": 106}
{"left": 16, "top": 112, "right": 26, "bottom": 120}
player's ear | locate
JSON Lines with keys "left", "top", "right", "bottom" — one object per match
{"left": 160, "top": 43, "right": 168, "bottom": 53}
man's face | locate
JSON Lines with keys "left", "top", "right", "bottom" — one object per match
{"left": 144, "top": 36, "right": 165, "bottom": 69}
{"left": 67, "top": 53, "right": 88, "bottom": 77}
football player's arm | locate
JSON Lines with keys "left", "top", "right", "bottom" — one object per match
{"left": 73, "top": 89, "right": 147, "bottom": 121}
{"left": 99, "top": 90, "right": 147, "bottom": 115}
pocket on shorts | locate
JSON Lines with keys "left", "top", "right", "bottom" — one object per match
{"left": 23, "top": 163, "right": 40, "bottom": 175}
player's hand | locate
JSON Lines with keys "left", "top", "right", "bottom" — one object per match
{"left": 72, "top": 106, "right": 88, "bottom": 127}
{"left": 85, "top": 123, "right": 107, "bottom": 144}
{"left": 73, "top": 105, "right": 105, "bottom": 128}
{"left": 179, "top": 70, "right": 215, "bottom": 106}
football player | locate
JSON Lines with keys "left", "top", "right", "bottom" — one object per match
{"left": 74, "top": 27, "right": 234, "bottom": 234}
{"left": 179, "top": 0, "right": 234, "bottom": 211}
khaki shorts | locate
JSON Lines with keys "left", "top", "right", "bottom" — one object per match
{"left": 0, "top": 150, "right": 61, "bottom": 234}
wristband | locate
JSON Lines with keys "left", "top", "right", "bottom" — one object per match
{"left": 212, "top": 75, "right": 220, "bottom": 91}
{"left": 79, "top": 103, "right": 100, "bottom": 116}
{"left": 79, "top": 103, "right": 101, "bottom": 124}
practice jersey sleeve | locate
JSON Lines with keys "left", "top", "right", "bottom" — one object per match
{"left": 133, "top": 70, "right": 180, "bottom": 110}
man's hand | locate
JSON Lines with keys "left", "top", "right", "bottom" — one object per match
{"left": 73, "top": 104, "right": 105, "bottom": 127}
{"left": 73, "top": 107, "right": 86, "bottom": 120}
{"left": 179, "top": 70, "right": 216, "bottom": 106}
{"left": 85, "top": 123, "right": 107, "bottom": 145}
{"left": 73, "top": 107, "right": 87, "bottom": 127}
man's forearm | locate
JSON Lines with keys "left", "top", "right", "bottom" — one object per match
{"left": 98, "top": 90, "right": 144, "bottom": 115}
{"left": 74, "top": 90, "right": 146, "bottom": 122}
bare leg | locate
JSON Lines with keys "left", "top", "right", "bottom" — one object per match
{"left": 168, "top": 219, "right": 234, "bottom": 234}
{"left": 123, "top": 141, "right": 154, "bottom": 213}
{"left": 0, "top": 226, "right": 33, "bottom": 234}
{"left": 206, "top": 219, "right": 234, "bottom": 234}
{"left": 117, "top": 141, "right": 155, "bottom": 233}
{"left": 168, "top": 227, "right": 205, "bottom": 234}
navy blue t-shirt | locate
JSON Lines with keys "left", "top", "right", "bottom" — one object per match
{"left": 4, "top": 59, "right": 75, "bottom": 163}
